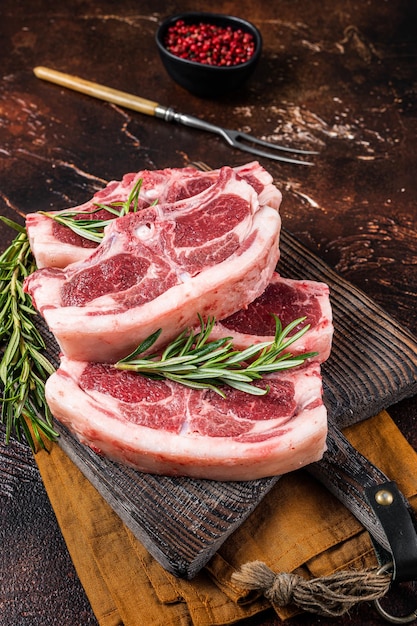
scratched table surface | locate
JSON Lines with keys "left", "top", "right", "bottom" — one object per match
{"left": 1, "top": 1, "right": 417, "bottom": 624}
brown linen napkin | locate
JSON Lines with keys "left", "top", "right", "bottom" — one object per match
{"left": 34, "top": 410, "right": 417, "bottom": 626}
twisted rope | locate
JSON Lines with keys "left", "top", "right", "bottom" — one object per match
{"left": 231, "top": 560, "right": 391, "bottom": 617}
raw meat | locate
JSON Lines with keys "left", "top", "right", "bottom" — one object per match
{"left": 24, "top": 166, "right": 281, "bottom": 362}
{"left": 210, "top": 273, "right": 333, "bottom": 363}
{"left": 45, "top": 356, "right": 327, "bottom": 481}
{"left": 26, "top": 161, "right": 281, "bottom": 268}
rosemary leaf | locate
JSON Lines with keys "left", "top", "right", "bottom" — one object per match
{"left": 223, "top": 380, "right": 268, "bottom": 395}
{"left": 38, "top": 177, "right": 145, "bottom": 243}
{"left": 0, "top": 220, "right": 58, "bottom": 450}
{"left": 162, "top": 373, "right": 227, "bottom": 396}
{"left": 115, "top": 316, "right": 317, "bottom": 396}
{"left": 0, "top": 209, "right": 318, "bottom": 446}
{"left": 225, "top": 342, "right": 272, "bottom": 365}
{"left": 119, "top": 328, "right": 163, "bottom": 362}
{"left": 0, "top": 216, "right": 26, "bottom": 234}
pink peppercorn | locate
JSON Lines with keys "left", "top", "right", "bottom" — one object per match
{"left": 164, "top": 20, "right": 256, "bottom": 66}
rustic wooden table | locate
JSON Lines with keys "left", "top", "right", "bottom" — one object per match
{"left": 1, "top": 1, "right": 416, "bottom": 624}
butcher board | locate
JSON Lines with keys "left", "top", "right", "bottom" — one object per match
{"left": 41, "top": 228, "right": 417, "bottom": 579}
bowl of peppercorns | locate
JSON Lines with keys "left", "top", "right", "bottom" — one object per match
{"left": 155, "top": 12, "right": 262, "bottom": 97}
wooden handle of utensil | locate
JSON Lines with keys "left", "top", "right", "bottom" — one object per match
{"left": 33, "top": 66, "right": 159, "bottom": 116}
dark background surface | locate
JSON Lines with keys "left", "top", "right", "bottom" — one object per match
{"left": 1, "top": 1, "right": 416, "bottom": 624}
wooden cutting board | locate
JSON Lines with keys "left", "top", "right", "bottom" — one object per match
{"left": 42, "top": 228, "right": 417, "bottom": 579}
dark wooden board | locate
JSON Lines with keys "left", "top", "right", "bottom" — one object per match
{"left": 42, "top": 228, "right": 417, "bottom": 579}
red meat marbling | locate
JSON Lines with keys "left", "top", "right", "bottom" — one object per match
{"left": 46, "top": 357, "right": 327, "bottom": 481}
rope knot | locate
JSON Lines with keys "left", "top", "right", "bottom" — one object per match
{"left": 231, "top": 560, "right": 391, "bottom": 617}
{"left": 268, "top": 571, "right": 300, "bottom": 606}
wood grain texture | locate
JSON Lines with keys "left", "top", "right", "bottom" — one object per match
{"left": 40, "top": 229, "right": 417, "bottom": 579}
{"left": 1, "top": 0, "right": 417, "bottom": 623}
{"left": 309, "top": 424, "right": 405, "bottom": 555}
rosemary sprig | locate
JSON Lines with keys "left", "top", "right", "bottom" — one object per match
{"left": 0, "top": 209, "right": 317, "bottom": 448}
{"left": 116, "top": 315, "right": 317, "bottom": 397}
{"left": 38, "top": 177, "right": 144, "bottom": 243}
{"left": 0, "top": 216, "right": 58, "bottom": 450}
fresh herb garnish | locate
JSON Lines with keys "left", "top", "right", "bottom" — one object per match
{"left": 38, "top": 177, "right": 145, "bottom": 243}
{"left": 0, "top": 209, "right": 316, "bottom": 449}
{"left": 0, "top": 217, "right": 58, "bottom": 450}
{"left": 116, "top": 315, "right": 317, "bottom": 397}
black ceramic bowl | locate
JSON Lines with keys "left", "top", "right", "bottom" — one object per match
{"left": 155, "top": 12, "right": 262, "bottom": 98}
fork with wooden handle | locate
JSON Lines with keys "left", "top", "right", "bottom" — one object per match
{"left": 33, "top": 66, "right": 317, "bottom": 165}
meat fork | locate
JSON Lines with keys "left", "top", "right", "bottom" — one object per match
{"left": 34, "top": 66, "right": 317, "bottom": 166}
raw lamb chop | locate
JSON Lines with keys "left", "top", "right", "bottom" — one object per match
{"left": 45, "top": 356, "right": 327, "bottom": 481}
{"left": 26, "top": 166, "right": 209, "bottom": 269}
{"left": 24, "top": 166, "right": 281, "bottom": 362}
{"left": 211, "top": 273, "right": 333, "bottom": 363}
{"left": 26, "top": 161, "right": 281, "bottom": 269}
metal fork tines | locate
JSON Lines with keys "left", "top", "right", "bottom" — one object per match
{"left": 33, "top": 67, "right": 317, "bottom": 166}
{"left": 156, "top": 106, "right": 318, "bottom": 166}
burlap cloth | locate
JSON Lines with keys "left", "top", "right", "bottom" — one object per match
{"left": 34, "top": 410, "right": 417, "bottom": 626}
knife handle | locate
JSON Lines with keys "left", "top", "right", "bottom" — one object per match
{"left": 308, "top": 422, "right": 393, "bottom": 550}
{"left": 34, "top": 66, "right": 159, "bottom": 116}
{"left": 308, "top": 421, "right": 417, "bottom": 582}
